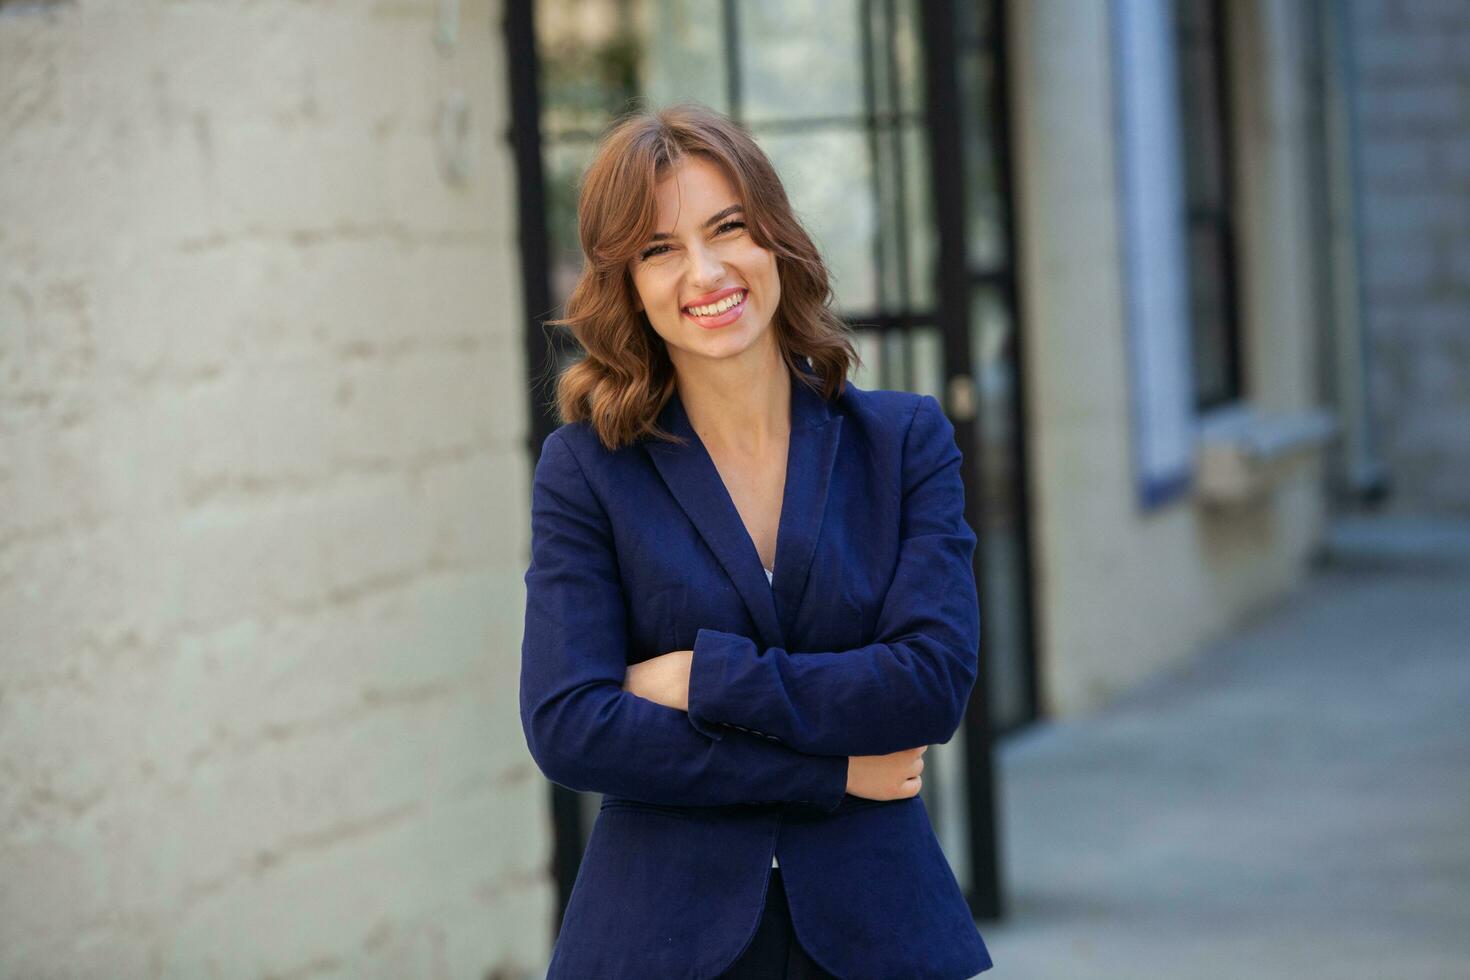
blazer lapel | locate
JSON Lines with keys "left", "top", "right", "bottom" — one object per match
{"left": 771, "top": 365, "right": 842, "bottom": 644}
{"left": 643, "top": 360, "right": 842, "bottom": 652}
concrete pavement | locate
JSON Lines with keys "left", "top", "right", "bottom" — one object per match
{"left": 978, "top": 525, "right": 1470, "bottom": 979}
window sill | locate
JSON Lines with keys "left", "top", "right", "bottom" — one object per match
{"left": 1194, "top": 405, "right": 1338, "bottom": 507}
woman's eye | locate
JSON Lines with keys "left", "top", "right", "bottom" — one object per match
{"left": 639, "top": 221, "right": 743, "bottom": 261}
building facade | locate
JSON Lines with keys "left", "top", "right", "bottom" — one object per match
{"left": 1, "top": 0, "right": 1463, "bottom": 976}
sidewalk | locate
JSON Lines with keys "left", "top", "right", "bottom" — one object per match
{"left": 979, "top": 522, "right": 1470, "bottom": 979}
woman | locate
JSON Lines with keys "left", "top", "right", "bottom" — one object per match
{"left": 520, "top": 103, "right": 993, "bottom": 980}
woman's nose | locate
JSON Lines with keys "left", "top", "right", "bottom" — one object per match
{"left": 685, "top": 242, "right": 724, "bottom": 286}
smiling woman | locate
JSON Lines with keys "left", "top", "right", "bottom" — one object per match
{"left": 545, "top": 103, "right": 856, "bottom": 452}
{"left": 627, "top": 157, "right": 783, "bottom": 376}
{"left": 522, "top": 103, "right": 992, "bottom": 980}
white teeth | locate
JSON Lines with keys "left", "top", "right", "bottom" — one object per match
{"left": 687, "top": 290, "right": 744, "bottom": 317}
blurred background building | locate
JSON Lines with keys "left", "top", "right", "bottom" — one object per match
{"left": 1, "top": 0, "right": 1466, "bottom": 977}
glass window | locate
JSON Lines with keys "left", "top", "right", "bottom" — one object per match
{"left": 958, "top": 48, "right": 1006, "bottom": 270}
{"left": 638, "top": 0, "right": 731, "bottom": 112}
{"left": 536, "top": 0, "right": 935, "bottom": 324}
{"left": 756, "top": 128, "right": 880, "bottom": 313}
{"left": 1174, "top": 0, "right": 1243, "bottom": 410}
{"left": 737, "top": 0, "right": 866, "bottom": 124}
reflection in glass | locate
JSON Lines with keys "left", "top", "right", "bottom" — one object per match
{"left": 849, "top": 328, "right": 883, "bottom": 393}
{"left": 874, "top": 120, "right": 906, "bottom": 313}
{"left": 639, "top": 0, "right": 730, "bottom": 113}
{"left": 882, "top": 330, "right": 911, "bottom": 391}
{"left": 970, "top": 286, "right": 1027, "bottom": 732}
{"left": 738, "top": 0, "right": 865, "bottom": 123}
{"left": 1173, "top": 0, "right": 1241, "bottom": 409}
{"left": 866, "top": 0, "right": 931, "bottom": 316}
{"left": 909, "top": 327, "right": 944, "bottom": 401}
{"left": 902, "top": 123, "right": 937, "bottom": 311}
{"left": 1175, "top": 0, "right": 1226, "bottom": 208}
{"left": 537, "top": 0, "right": 643, "bottom": 136}
{"left": 1187, "top": 225, "right": 1231, "bottom": 408}
{"left": 922, "top": 699, "right": 972, "bottom": 891}
{"left": 543, "top": 140, "right": 600, "bottom": 306}
{"left": 756, "top": 128, "right": 879, "bottom": 314}
{"left": 845, "top": 325, "right": 943, "bottom": 400}
{"left": 958, "top": 47, "right": 1005, "bottom": 270}
{"left": 890, "top": 0, "right": 928, "bottom": 116}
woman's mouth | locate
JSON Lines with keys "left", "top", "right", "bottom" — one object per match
{"left": 682, "top": 289, "right": 747, "bottom": 329}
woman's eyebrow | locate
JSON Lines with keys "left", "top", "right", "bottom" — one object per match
{"left": 648, "top": 204, "right": 744, "bottom": 242}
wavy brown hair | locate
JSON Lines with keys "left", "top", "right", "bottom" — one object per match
{"left": 544, "top": 102, "right": 858, "bottom": 451}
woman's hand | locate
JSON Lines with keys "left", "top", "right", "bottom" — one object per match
{"left": 622, "top": 649, "right": 693, "bottom": 711}
{"left": 845, "top": 745, "right": 927, "bottom": 801}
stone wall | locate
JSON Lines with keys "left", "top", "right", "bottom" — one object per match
{"left": 1350, "top": 0, "right": 1470, "bottom": 514}
{"left": 0, "top": 1, "right": 549, "bottom": 976}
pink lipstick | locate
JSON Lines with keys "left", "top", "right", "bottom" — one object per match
{"left": 682, "top": 287, "right": 748, "bottom": 329}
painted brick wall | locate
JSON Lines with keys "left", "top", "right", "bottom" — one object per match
{"left": 0, "top": 1, "right": 550, "bottom": 976}
{"left": 1350, "top": 0, "right": 1470, "bottom": 514}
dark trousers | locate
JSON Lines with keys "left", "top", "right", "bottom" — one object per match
{"left": 717, "top": 867, "right": 839, "bottom": 979}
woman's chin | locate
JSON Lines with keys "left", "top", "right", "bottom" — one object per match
{"left": 671, "top": 323, "right": 765, "bottom": 361}
{"left": 660, "top": 309, "right": 781, "bottom": 365}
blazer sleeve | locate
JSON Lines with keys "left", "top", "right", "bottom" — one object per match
{"left": 519, "top": 429, "right": 850, "bottom": 811}
{"left": 686, "top": 394, "right": 981, "bottom": 758}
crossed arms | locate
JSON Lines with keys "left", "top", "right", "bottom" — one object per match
{"left": 518, "top": 395, "right": 979, "bottom": 812}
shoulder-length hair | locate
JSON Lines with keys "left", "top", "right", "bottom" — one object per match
{"left": 545, "top": 102, "right": 858, "bottom": 451}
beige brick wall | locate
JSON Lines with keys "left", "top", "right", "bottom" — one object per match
{"left": 0, "top": 1, "right": 550, "bottom": 976}
{"left": 1011, "top": 0, "right": 1329, "bottom": 714}
{"left": 1347, "top": 0, "right": 1470, "bottom": 515}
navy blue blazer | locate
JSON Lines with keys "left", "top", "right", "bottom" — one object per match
{"left": 520, "top": 359, "right": 993, "bottom": 979}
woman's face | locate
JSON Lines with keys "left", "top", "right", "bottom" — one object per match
{"left": 626, "top": 155, "right": 782, "bottom": 371}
